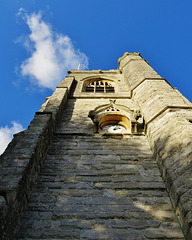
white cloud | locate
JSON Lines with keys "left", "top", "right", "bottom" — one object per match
{"left": 0, "top": 122, "right": 24, "bottom": 155}
{"left": 19, "top": 10, "right": 89, "bottom": 90}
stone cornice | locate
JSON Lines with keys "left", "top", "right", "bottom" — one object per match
{"left": 131, "top": 77, "right": 169, "bottom": 97}
{"left": 67, "top": 69, "right": 119, "bottom": 75}
{"left": 145, "top": 105, "right": 192, "bottom": 127}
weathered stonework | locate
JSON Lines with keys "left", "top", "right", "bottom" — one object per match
{"left": 119, "top": 52, "right": 192, "bottom": 239}
{"left": 16, "top": 134, "right": 184, "bottom": 240}
{"left": 0, "top": 79, "right": 72, "bottom": 239}
{"left": 1, "top": 52, "right": 191, "bottom": 239}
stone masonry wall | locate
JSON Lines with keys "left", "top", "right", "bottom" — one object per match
{"left": 147, "top": 109, "right": 192, "bottom": 238}
{"left": 56, "top": 98, "right": 137, "bottom": 135}
{"left": 0, "top": 54, "right": 189, "bottom": 239}
{"left": 16, "top": 98, "right": 184, "bottom": 239}
{"left": 119, "top": 52, "right": 192, "bottom": 239}
{"left": 0, "top": 77, "right": 73, "bottom": 240}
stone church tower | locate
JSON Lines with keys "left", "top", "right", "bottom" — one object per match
{"left": 1, "top": 52, "right": 192, "bottom": 239}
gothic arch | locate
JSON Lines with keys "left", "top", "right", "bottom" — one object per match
{"left": 81, "top": 76, "right": 117, "bottom": 93}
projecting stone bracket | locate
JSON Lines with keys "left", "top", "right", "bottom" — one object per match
{"left": 88, "top": 100, "right": 144, "bottom": 135}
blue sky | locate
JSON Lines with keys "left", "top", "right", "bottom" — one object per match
{"left": 0, "top": 0, "right": 192, "bottom": 153}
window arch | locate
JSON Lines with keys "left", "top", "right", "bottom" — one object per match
{"left": 84, "top": 79, "right": 115, "bottom": 93}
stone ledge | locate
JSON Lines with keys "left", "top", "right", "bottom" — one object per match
{"left": 121, "top": 60, "right": 162, "bottom": 91}
{"left": 130, "top": 77, "right": 168, "bottom": 97}
{"left": 132, "top": 80, "right": 192, "bottom": 124}
{"left": 145, "top": 105, "right": 192, "bottom": 127}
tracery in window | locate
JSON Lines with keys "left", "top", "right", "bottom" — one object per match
{"left": 85, "top": 80, "right": 115, "bottom": 93}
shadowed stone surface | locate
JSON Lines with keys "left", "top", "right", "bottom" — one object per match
{"left": 1, "top": 53, "right": 189, "bottom": 239}
{"left": 16, "top": 99, "right": 184, "bottom": 239}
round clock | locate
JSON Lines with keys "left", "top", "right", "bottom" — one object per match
{"left": 102, "top": 124, "right": 126, "bottom": 133}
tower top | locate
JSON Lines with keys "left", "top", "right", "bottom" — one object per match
{"left": 1, "top": 53, "right": 192, "bottom": 239}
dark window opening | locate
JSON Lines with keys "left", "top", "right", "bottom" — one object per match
{"left": 86, "top": 87, "right": 94, "bottom": 92}
{"left": 85, "top": 80, "right": 115, "bottom": 93}
{"left": 96, "top": 87, "right": 105, "bottom": 92}
{"left": 106, "top": 87, "right": 114, "bottom": 92}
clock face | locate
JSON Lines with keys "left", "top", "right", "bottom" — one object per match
{"left": 102, "top": 124, "right": 126, "bottom": 133}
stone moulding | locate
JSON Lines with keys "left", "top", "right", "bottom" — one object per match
{"left": 88, "top": 100, "right": 143, "bottom": 134}
{"left": 145, "top": 105, "right": 192, "bottom": 127}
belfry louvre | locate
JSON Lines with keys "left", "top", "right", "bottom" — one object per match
{"left": 1, "top": 52, "right": 192, "bottom": 239}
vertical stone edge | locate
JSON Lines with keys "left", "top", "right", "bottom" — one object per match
{"left": 119, "top": 53, "right": 192, "bottom": 239}
{"left": 0, "top": 76, "right": 74, "bottom": 240}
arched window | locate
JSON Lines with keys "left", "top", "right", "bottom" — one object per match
{"left": 85, "top": 79, "right": 115, "bottom": 93}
